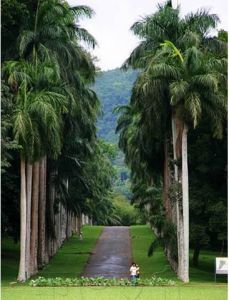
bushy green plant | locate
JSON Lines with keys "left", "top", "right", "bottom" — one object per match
{"left": 29, "top": 276, "right": 175, "bottom": 287}
{"left": 112, "top": 193, "right": 145, "bottom": 225}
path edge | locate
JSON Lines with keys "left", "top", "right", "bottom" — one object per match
{"left": 80, "top": 226, "right": 105, "bottom": 277}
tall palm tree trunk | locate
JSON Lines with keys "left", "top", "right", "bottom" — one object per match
{"left": 17, "top": 158, "right": 27, "bottom": 282}
{"left": 171, "top": 113, "right": 189, "bottom": 282}
{"left": 172, "top": 112, "right": 183, "bottom": 280}
{"left": 171, "top": 114, "right": 180, "bottom": 273}
{"left": 77, "top": 214, "right": 82, "bottom": 236}
{"left": 181, "top": 123, "right": 189, "bottom": 282}
{"left": 25, "top": 162, "right": 33, "bottom": 279}
{"left": 38, "top": 156, "right": 47, "bottom": 269}
{"left": 30, "top": 161, "right": 40, "bottom": 275}
{"left": 48, "top": 173, "right": 55, "bottom": 258}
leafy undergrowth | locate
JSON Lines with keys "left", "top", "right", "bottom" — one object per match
{"left": 29, "top": 275, "right": 175, "bottom": 287}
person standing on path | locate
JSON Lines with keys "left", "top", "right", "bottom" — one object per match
{"left": 130, "top": 262, "right": 137, "bottom": 285}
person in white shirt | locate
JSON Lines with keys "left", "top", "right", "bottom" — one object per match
{"left": 129, "top": 262, "right": 137, "bottom": 284}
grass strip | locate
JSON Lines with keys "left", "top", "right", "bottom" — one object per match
{"left": 1, "top": 225, "right": 103, "bottom": 286}
{"left": 2, "top": 285, "right": 227, "bottom": 300}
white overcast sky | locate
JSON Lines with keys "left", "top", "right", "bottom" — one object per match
{"left": 67, "top": 0, "right": 228, "bottom": 71}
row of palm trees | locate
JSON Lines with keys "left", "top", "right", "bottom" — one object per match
{"left": 117, "top": 1, "right": 227, "bottom": 282}
{"left": 2, "top": 0, "right": 117, "bottom": 282}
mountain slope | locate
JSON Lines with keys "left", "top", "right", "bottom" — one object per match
{"left": 93, "top": 68, "right": 138, "bottom": 197}
{"left": 94, "top": 68, "right": 138, "bottom": 142}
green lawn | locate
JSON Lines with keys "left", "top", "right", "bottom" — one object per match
{"left": 1, "top": 224, "right": 227, "bottom": 300}
{"left": 1, "top": 225, "right": 103, "bottom": 286}
{"left": 130, "top": 225, "right": 176, "bottom": 280}
{"left": 2, "top": 286, "right": 227, "bottom": 300}
{"left": 130, "top": 225, "right": 227, "bottom": 284}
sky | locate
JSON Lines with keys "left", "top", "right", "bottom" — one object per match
{"left": 67, "top": 0, "right": 228, "bottom": 71}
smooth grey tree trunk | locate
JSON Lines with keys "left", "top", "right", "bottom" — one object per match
{"left": 171, "top": 114, "right": 189, "bottom": 282}
{"left": 17, "top": 158, "right": 27, "bottom": 282}
{"left": 48, "top": 170, "right": 56, "bottom": 258}
{"left": 38, "top": 156, "right": 46, "bottom": 269}
{"left": 172, "top": 113, "right": 182, "bottom": 278}
{"left": 25, "top": 163, "right": 33, "bottom": 279}
{"left": 30, "top": 161, "right": 40, "bottom": 275}
{"left": 181, "top": 123, "right": 189, "bottom": 282}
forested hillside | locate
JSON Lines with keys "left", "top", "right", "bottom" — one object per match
{"left": 94, "top": 68, "right": 138, "bottom": 142}
{"left": 93, "top": 69, "right": 138, "bottom": 197}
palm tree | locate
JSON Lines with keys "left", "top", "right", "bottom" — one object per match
{"left": 3, "top": 57, "right": 67, "bottom": 281}
{"left": 158, "top": 40, "right": 226, "bottom": 280}
{"left": 19, "top": 0, "right": 97, "bottom": 85}
{"left": 122, "top": 1, "right": 226, "bottom": 282}
{"left": 4, "top": 0, "right": 99, "bottom": 280}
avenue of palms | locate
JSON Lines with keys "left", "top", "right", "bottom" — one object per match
{"left": 1, "top": 0, "right": 227, "bottom": 291}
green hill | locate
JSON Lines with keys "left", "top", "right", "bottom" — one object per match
{"left": 93, "top": 68, "right": 138, "bottom": 197}
{"left": 94, "top": 68, "right": 138, "bottom": 142}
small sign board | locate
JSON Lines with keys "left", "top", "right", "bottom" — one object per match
{"left": 216, "top": 257, "right": 228, "bottom": 274}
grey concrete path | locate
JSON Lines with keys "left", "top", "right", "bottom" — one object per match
{"left": 83, "top": 226, "right": 132, "bottom": 278}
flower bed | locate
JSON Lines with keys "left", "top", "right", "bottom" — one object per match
{"left": 29, "top": 276, "right": 176, "bottom": 287}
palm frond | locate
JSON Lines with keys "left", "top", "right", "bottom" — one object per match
{"left": 148, "top": 238, "right": 160, "bottom": 257}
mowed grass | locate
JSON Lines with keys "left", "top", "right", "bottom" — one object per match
{"left": 2, "top": 224, "right": 227, "bottom": 300}
{"left": 38, "top": 225, "right": 103, "bottom": 279}
{"left": 1, "top": 225, "right": 103, "bottom": 286}
{"left": 130, "top": 225, "right": 227, "bottom": 284}
{"left": 130, "top": 225, "right": 176, "bottom": 280}
{"left": 2, "top": 286, "right": 227, "bottom": 300}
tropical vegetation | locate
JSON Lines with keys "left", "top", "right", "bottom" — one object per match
{"left": 1, "top": 0, "right": 227, "bottom": 289}
{"left": 2, "top": 0, "right": 118, "bottom": 282}
{"left": 117, "top": 0, "right": 227, "bottom": 282}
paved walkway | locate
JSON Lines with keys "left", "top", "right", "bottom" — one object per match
{"left": 83, "top": 226, "right": 132, "bottom": 278}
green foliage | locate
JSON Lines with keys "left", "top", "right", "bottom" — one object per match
{"left": 93, "top": 69, "right": 139, "bottom": 196}
{"left": 188, "top": 119, "right": 227, "bottom": 254}
{"left": 1, "top": 80, "right": 21, "bottom": 173}
{"left": 94, "top": 69, "right": 138, "bottom": 143}
{"left": 1, "top": 0, "right": 30, "bottom": 61}
{"left": 1, "top": 162, "right": 20, "bottom": 241}
{"left": 2, "top": 0, "right": 119, "bottom": 239}
{"left": 117, "top": 0, "right": 227, "bottom": 270}
{"left": 3, "top": 58, "right": 67, "bottom": 161}
{"left": 168, "top": 182, "right": 182, "bottom": 204}
{"left": 29, "top": 261, "right": 177, "bottom": 287}
{"left": 112, "top": 193, "right": 145, "bottom": 225}
{"left": 29, "top": 275, "right": 175, "bottom": 287}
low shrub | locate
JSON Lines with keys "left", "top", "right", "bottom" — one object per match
{"left": 29, "top": 276, "right": 175, "bottom": 287}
